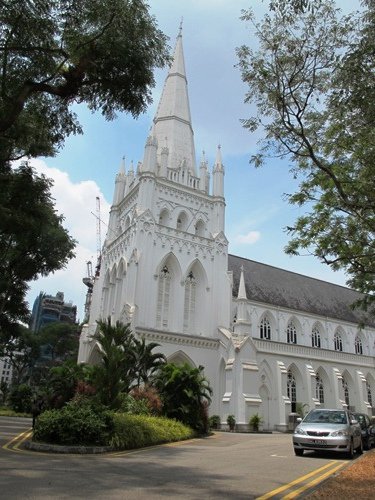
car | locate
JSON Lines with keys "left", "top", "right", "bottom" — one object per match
{"left": 293, "top": 408, "right": 362, "bottom": 458}
{"left": 352, "top": 412, "right": 375, "bottom": 450}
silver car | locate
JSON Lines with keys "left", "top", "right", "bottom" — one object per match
{"left": 293, "top": 408, "right": 362, "bottom": 458}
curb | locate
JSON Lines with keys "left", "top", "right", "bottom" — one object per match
{"left": 24, "top": 440, "right": 115, "bottom": 454}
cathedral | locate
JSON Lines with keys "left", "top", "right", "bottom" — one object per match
{"left": 78, "top": 30, "right": 375, "bottom": 431}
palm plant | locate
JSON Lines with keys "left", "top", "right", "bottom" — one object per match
{"left": 132, "top": 337, "right": 166, "bottom": 387}
{"left": 91, "top": 319, "right": 136, "bottom": 408}
{"left": 153, "top": 362, "right": 212, "bottom": 433}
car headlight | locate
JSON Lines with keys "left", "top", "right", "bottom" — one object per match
{"left": 294, "top": 426, "right": 307, "bottom": 435}
{"left": 331, "top": 429, "right": 349, "bottom": 437}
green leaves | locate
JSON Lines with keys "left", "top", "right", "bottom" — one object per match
{"left": 0, "top": 0, "right": 170, "bottom": 165}
{"left": 238, "top": 1, "right": 375, "bottom": 313}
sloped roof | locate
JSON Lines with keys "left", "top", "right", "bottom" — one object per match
{"left": 228, "top": 254, "right": 375, "bottom": 328}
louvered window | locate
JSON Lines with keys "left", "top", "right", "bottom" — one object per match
{"left": 355, "top": 336, "right": 363, "bottom": 355}
{"left": 287, "top": 321, "right": 297, "bottom": 344}
{"left": 260, "top": 316, "right": 271, "bottom": 340}
{"left": 316, "top": 375, "right": 324, "bottom": 404}
{"left": 156, "top": 266, "right": 170, "bottom": 329}
{"left": 334, "top": 333, "right": 343, "bottom": 352}
{"left": 183, "top": 271, "right": 196, "bottom": 332}
{"left": 312, "top": 326, "right": 321, "bottom": 348}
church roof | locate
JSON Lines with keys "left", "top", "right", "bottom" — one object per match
{"left": 228, "top": 254, "right": 375, "bottom": 328}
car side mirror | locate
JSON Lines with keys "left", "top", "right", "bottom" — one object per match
{"left": 350, "top": 419, "right": 358, "bottom": 425}
{"left": 296, "top": 417, "right": 302, "bottom": 423}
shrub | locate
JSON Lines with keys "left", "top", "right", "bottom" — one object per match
{"left": 227, "top": 415, "right": 236, "bottom": 430}
{"left": 8, "top": 384, "right": 33, "bottom": 413}
{"left": 209, "top": 415, "right": 221, "bottom": 429}
{"left": 33, "top": 400, "right": 114, "bottom": 446}
{"left": 249, "top": 413, "right": 263, "bottom": 431}
{"left": 130, "top": 385, "right": 162, "bottom": 415}
{"left": 110, "top": 413, "right": 195, "bottom": 450}
{"left": 118, "top": 393, "right": 151, "bottom": 415}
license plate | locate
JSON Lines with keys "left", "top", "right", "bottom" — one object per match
{"left": 313, "top": 440, "right": 326, "bottom": 445}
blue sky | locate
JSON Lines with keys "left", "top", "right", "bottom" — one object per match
{"left": 26, "top": 0, "right": 358, "bottom": 321}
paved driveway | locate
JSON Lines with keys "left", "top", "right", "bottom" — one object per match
{"left": 0, "top": 417, "right": 353, "bottom": 499}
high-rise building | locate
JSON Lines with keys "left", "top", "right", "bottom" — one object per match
{"left": 30, "top": 291, "right": 77, "bottom": 333}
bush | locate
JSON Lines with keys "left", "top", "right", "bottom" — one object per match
{"left": 110, "top": 413, "right": 195, "bottom": 450}
{"left": 249, "top": 413, "right": 263, "bottom": 431}
{"left": 8, "top": 384, "right": 33, "bottom": 413}
{"left": 227, "top": 415, "right": 236, "bottom": 430}
{"left": 209, "top": 415, "right": 221, "bottom": 429}
{"left": 33, "top": 400, "right": 114, "bottom": 446}
{"left": 118, "top": 393, "right": 151, "bottom": 415}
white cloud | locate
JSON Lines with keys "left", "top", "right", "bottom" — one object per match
{"left": 25, "top": 159, "right": 110, "bottom": 322}
{"left": 234, "top": 231, "right": 261, "bottom": 245}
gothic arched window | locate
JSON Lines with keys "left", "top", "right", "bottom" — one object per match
{"left": 287, "top": 321, "right": 297, "bottom": 344}
{"left": 355, "top": 336, "right": 363, "bottom": 355}
{"left": 156, "top": 265, "right": 171, "bottom": 329}
{"left": 312, "top": 325, "right": 321, "bottom": 348}
{"left": 316, "top": 375, "right": 324, "bottom": 404}
{"left": 183, "top": 271, "right": 196, "bottom": 333}
{"left": 367, "top": 381, "right": 373, "bottom": 408}
{"left": 342, "top": 378, "right": 350, "bottom": 407}
{"left": 260, "top": 316, "right": 271, "bottom": 340}
{"left": 334, "top": 333, "right": 343, "bottom": 352}
{"left": 287, "top": 370, "right": 297, "bottom": 413}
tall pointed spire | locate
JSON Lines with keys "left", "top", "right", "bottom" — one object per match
{"left": 152, "top": 26, "right": 196, "bottom": 175}
{"left": 238, "top": 266, "right": 247, "bottom": 300}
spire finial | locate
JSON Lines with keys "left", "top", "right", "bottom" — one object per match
{"left": 178, "top": 18, "right": 183, "bottom": 36}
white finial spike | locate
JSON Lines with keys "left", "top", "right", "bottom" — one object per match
{"left": 119, "top": 156, "right": 125, "bottom": 174}
{"left": 238, "top": 265, "right": 247, "bottom": 300}
{"left": 179, "top": 18, "right": 183, "bottom": 36}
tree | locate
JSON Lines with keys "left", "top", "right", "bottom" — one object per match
{"left": 153, "top": 363, "right": 212, "bottom": 433}
{"left": 237, "top": 0, "right": 375, "bottom": 311}
{"left": 0, "top": 163, "right": 76, "bottom": 345}
{"left": 91, "top": 319, "right": 137, "bottom": 408}
{"left": 38, "top": 322, "right": 80, "bottom": 363}
{"left": 2, "top": 325, "right": 40, "bottom": 385}
{"left": 0, "top": 0, "right": 170, "bottom": 166}
{"left": 132, "top": 337, "right": 166, "bottom": 387}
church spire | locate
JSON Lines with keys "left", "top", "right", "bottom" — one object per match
{"left": 152, "top": 26, "right": 196, "bottom": 175}
{"left": 238, "top": 266, "right": 247, "bottom": 300}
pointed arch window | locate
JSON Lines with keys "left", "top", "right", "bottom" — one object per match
{"left": 183, "top": 271, "right": 196, "bottom": 333}
{"left": 355, "top": 336, "right": 363, "bottom": 355}
{"left": 287, "top": 370, "right": 297, "bottom": 413}
{"left": 342, "top": 378, "right": 350, "bottom": 407}
{"left": 315, "top": 375, "right": 324, "bottom": 404}
{"left": 367, "top": 381, "right": 373, "bottom": 408}
{"left": 287, "top": 321, "right": 297, "bottom": 344}
{"left": 312, "top": 325, "right": 321, "bottom": 348}
{"left": 156, "top": 265, "right": 171, "bottom": 329}
{"left": 334, "top": 333, "right": 343, "bottom": 352}
{"left": 260, "top": 316, "right": 271, "bottom": 340}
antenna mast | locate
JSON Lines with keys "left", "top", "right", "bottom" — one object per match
{"left": 95, "top": 196, "right": 102, "bottom": 276}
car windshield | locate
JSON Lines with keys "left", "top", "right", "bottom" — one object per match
{"left": 353, "top": 414, "right": 366, "bottom": 428}
{"left": 303, "top": 410, "right": 348, "bottom": 424}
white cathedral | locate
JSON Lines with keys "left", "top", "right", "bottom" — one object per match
{"left": 78, "top": 30, "right": 375, "bottom": 431}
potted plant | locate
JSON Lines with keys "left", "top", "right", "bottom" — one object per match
{"left": 249, "top": 413, "right": 263, "bottom": 432}
{"left": 209, "top": 415, "right": 221, "bottom": 430}
{"left": 227, "top": 414, "right": 236, "bottom": 431}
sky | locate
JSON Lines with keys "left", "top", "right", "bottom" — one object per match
{"left": 25, "top": 0, "right": 359, "bottom": 322}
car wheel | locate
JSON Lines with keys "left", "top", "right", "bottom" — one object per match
{"left": 357, "top": 438, "right": 363, "bottom": 455}
{"left": 347, "top": 439, "right": 354, "bottom": 459}
{"left": 294, "top": 448, "right": 304, "bottom": 456}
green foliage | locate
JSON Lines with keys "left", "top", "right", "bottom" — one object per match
{"left": 0, "top": 164, "right": 76, "bottom": 345}
{"left": 153, "top": 363, "right": 212, "bottom": 433}
{"left": 227, "top": 415, "right": 236, "bottom": 430}
{"left": 118, "top": 393, "right": 151, "bottom": 416}
{"left": 0, "top": 406, "right": 31, "bottom": 417}
{"left": 237, "top": 1, "right": 375, "bottom": 311}
{"left": 91, "top": 319, "right": 165, "bottom": 408}
{"left": 37, "top": 322, "right": 80, "bottom": 363}
{"left": 0, "top": 0, "right": 170, "bottom": 165}
{"left": 249, "top": 413, "right": 263, "bottom": 431}
{"left": 296, "top": 402, "right": 310, "bottom": 417}
{"left": 8, "top": 383, "right": 33, "bottom": 413}
{"left": 110, "top": 413, "right": 194, "bottom": 450}
{"left": 209, "top": 414, "right": 221, "bottom": 429}
{"left": 33, "top": 400, "right": 114, "bottom": 446}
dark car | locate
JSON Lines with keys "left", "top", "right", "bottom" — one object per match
{"left": 352, "top": 413, "right": 375, "bottom": 450}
